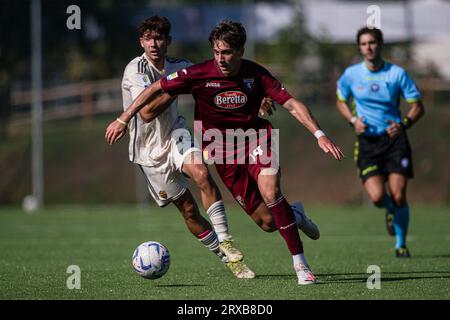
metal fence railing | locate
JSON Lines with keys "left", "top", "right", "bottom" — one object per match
{"left": 9, "top": 76, "right": 450, "bottom": 127}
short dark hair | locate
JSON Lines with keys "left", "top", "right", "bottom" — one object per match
{"left": 356, "top": 27, "right": 384, "bottom": 45}
{"left": 208, "top": 20, "right": 246, "bottom": 50}
{"left": 138, "top": 16, "right": 171, "bottom": 37}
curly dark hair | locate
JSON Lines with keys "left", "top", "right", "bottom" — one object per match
{"left": 138, "top": 16, "right": 171, "bottom": 37}
{"left": 208, "top": 20, "right": 247, "bottom": 50}
{"left": 356, "top": 27, "right": 384, "bottom": 45}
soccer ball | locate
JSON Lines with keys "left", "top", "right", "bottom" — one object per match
{"left": 132, "top": 241, "right": 170, "bottom": 279}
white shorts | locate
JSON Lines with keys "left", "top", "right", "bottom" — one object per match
{"left": 138, "top": 129, "right": 201, "bottom": 207}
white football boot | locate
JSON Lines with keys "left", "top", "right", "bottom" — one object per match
{"left": 295, "top": 263, "right": 316, "bottom": 285}
{"left": 225, "top": 260, "right": 256, "bottom": 279}
{"left": 291, "top": 201, "right": 320, "bottom": 240}
{"left": 219, "top": 239, "right": 244, "bottom": 263}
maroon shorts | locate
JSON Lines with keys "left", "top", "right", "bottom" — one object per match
{"left": 215, "top": 163, "right": 261, "bottom": 215}
{"left": 206, "top": 119, "right": 279, "bottom": 214}
{"left": 215, "top": 158, "right": 279, "bottom": 215}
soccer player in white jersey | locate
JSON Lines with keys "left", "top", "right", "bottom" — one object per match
{"left": 118, "top": 16, "right": 254, "bottom": 278}
{"left": 107, "top": 20, "right": 343, "bottom": 285}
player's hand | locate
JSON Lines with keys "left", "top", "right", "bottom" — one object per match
{"left": 354, "top": 117, "right": 367, "bottom": 135}
{"left": 105, "top": 119, "right": 127, "bottom": 145}
{"left": 259, "top": 97, "right": 276, "bottom": 116}
{"left": 386, "top": 120, "right": 402, "bottom": 138}
{"left": 317, "top": 136, "right": 344, "bottom": 161}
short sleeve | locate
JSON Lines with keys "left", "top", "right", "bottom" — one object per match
{"left": 399, "top": 69, "right": 421, "bottom": 103}
{"left": 260, "top": 69, "right": 293, "bottom": 105}
{"left": 123, "top": 64, "right": 154, "bottom": 100}
{"left": 160, "top": 67, "right": 192, "bottom": 96}
{"left": 336, "top": 71, "right": 352, "bottom": 102}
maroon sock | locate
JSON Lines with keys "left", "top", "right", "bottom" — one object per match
{"left": 267, "top": 196, "right": 303, "bottom": 255}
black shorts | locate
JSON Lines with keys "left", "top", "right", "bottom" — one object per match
{"left": 354, "top": 131, "right": 414, "bottom": 183}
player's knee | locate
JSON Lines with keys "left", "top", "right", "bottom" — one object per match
{"left": 191, "top": 166, "right": 210, "bottom": 189}
{"left": 183, "top": 210, "right": 202, "bottom": 225}
{"left": 252, "top": 211, "right": 276, "bottom": 232}
{"left": 260, "top": 189, "right": 279, "bottom": 204}
{"left": 369, "top": 192, "right": 385, "bottom": 207}
{"left": 373, "top": 199, "right": 385, "bottom": 208}
{"left": 178, "top": 201, "right": 199, "bottom": 221}
{"left": 259, "top": 213, "right": 276, "bottom": 232}
{"left": 181, "top": 206, "right": 195, "bottom": 219}
{"left": 391, "top": 193, "right": 406, "bottom": 207}
{"left": 259, "top": 220, "right": 276, "bottom": 232}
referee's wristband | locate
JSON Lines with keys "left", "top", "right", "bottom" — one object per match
{"left": 349, "top": 116, "right": 357, "bottom": 127}
{"left": 401, "top": 117, "right": 413, "bottom": 130}
{"left": 314, "top": 130, "right": 326, "bottom": 139}
{"left": 116, "top": 118, "right": 128, "bottom": 126}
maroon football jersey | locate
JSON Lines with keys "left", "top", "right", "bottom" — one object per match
{"left": 160, "top": 59, "right": 292, "bottom": 131}
{"left": 160, "top": 59, "right": 292, "bottom": 164}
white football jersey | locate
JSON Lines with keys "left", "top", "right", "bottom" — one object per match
{"left": 121, "top": 54, "right": 192, "bottom": 166}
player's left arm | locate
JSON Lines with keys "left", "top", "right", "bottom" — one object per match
{"left": 283, "top": 98, "right": 344, "bottom": 161}
{"left": 386, "top": 70, "right": 425, "bottom": 138}
{"left": 387, "top": 99, "right": 425, "bottom": 137}
{"left": 404, "top": 99, "right": 425, "bottom": 127}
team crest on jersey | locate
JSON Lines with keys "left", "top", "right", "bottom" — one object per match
{"left": 371, "top": 83, "right": 380, "bottom": 92}
{"left": 159, "top": 191, "right": 168, "bottom": 199}
{"left": 142, "top": 74, "right": 151, "bottom": 88}
{"left": 243, "top": 78, "right": 255, "bottom": 92}
{"left": 214, "top": 91, "right": 247, "bottom": 109}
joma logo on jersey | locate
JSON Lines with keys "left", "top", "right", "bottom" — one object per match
{"left": 214, "top": 91, "right": 247, "bottom": 109}
{"left": 206, "top": 82, "right": 221, "bottom": 88}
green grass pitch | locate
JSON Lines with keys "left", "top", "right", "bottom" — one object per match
{"left": 0, "top": 205, "right": 449, "bottom": 300}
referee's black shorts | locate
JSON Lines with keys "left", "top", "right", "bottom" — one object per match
{"left": 354, "top": 131, "right": 414, "bottom": 183}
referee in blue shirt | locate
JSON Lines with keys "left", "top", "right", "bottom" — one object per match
{"left": 336, "top": 27, "right": 425, "bottom": 257}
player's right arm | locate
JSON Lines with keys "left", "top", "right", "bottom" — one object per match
{"left": 283, "top": 98, "right": 344, "bottom": 161}
{"left": 105, "top": 80, "right": 173, "bottom": 145}
{"left": 336, "top": 99, "right": 366, "bottom": 134}
{"left": 336, "top": 70, "right": 366, "bottom": 134}
{"left": 139, "top": 92, "right": 176, "bottom": 123}
{"left": 138, "top": 58, "right": 193, "bottom": 122}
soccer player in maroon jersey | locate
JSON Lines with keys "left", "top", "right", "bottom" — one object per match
{"left": 106, "top": 20, "right": 344, "bottom": 285}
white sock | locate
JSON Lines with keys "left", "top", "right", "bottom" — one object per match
{"left": 292, "top": 253, "right": 309, "bottom": 267}
{"left": 197, "top": 229, "right": 227, "bottom": 263}
{"left": 207, "top": 200, "right": 232, "bottom": 242}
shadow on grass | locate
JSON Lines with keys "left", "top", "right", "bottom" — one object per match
{"left": 155, "top": 284, "right": 206, "bottom": 288}
{"left": 316, "top": 271, "right": 450, "bottom": 276}
{"left": 255, "top": 274, "right": 292, "bottom": 280}
{"left": 257, "top": 271, "right": 450, "bottom": 285}
{"left": 413, "top": 254, "right": 450, "bottom": 259}
{"left": 317, "top": 271, "right": 450, "bottom": 284}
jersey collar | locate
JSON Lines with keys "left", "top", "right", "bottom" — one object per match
{"left": 142, "top": 53, "right": 166, "bottom": 75}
